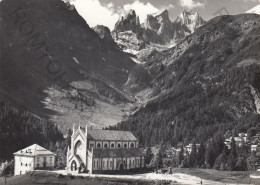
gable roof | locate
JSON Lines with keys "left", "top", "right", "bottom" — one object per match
{"left": 87, "top": 129, "right": 137, "bottom": 141}
{"left": 92, "top": 148, "right": 145, "bottom": 158}
{"left": 13, "top": 144, "right": 55, "bottom": 156}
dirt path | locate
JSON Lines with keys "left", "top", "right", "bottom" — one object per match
{"left": 50, "top": 170, "right": 225, "bottom": 185}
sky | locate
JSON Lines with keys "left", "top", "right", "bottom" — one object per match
{"left": 64, "top": 0, "right": 260, "bottom": 30}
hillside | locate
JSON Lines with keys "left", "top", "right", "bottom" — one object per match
{"left": 0, "top": 100, "right": 63, "bottom": 161}
{"left": 0, "top": 0, "right": 137, "bottom": 131}
{"left": 113, "top": 14, "right": 260, "bottom": 146}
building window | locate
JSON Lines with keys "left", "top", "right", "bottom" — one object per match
{"left": 21, "top": 163, "right": 23, "bottom": 166}
{"left": 111, "top": 144, "right": 114, "bottom": 148}
{"left": 26, "top": 163, "right": 27, "bottom": 167}
{"left": 50, "top": 157, "right": 52, "bottom": 162}
{"left": 37, "top": 157, "right": 39, "bottom": 162}
{"left": 104, "top": 143, "right": 108, "bottom": 148}
{"left": 124, "top": 144, "right": 127, "bottom": 148}
{"left": 117, "top": 144, "right": 121, "bottom": 148}
{"left": 93, "top": 161, "right": 95, "bottom": 168}
{"left": 133, "top": 160, "right": 135, "bottom": 166}
{"left": 97, "top": 143, "right": 101, "bottom": 148}
{"left": 130, "top": 143, "right": 134, "bottom": 148}
{"left": 37, "top": 163, "right": 40, "bottom": 168}
{"left": 20, "top": 171, "right": 22, "bottom": 175}
{"left": 97, "top": 161, "right": 99, "bottom": 167}
{"left": 110, "top": 161, "right": 112, "bottom": 168}
{"left": 90, "top": 144, "right": 94, "bottom": 148}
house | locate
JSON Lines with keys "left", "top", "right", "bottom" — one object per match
{"left": 185, "top": 143, "right": 200, "bottom": 154}
{"left": 251, "top": 145, "right": 258, "bottom": 152}
{"left": 67, "top": 125, "right": 145, "bottom": 174}
{"left": 13, "top": 144, "right": 56, "bottom": 176}
{"left": 224, "top": 133, "right": 250, "bottom": 149}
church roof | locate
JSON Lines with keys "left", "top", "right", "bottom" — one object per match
{"left": 92, "top": 148, "right": 145, "bottom": 158}
{"left": 87, "top": 129, "right": 137, "bottom": 141}
{"left": 13, "top": 144, "right": 55, "bottom": 156}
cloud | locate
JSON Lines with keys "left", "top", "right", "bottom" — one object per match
{"left": 179, "top": 0, "right": 204, "bottom": 9}
{"left": 63, "top": 0, "right": 175, "bottom": 31}
{"left": 68, "top": 0, "right": 119, "bottom": 30}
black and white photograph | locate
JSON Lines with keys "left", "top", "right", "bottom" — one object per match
{"left": 1, "top": 0, "right": 260, "bottom": 184}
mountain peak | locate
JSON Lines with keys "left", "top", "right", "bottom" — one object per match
{"left": 181, "top": 9, "right": 192, "bottom": 15}
{"left": 152, "top": 9, "right": 169, "bottom": 20}
{"left": 114, "top": 9, "right": 141, "bottom": 32}
{"left": 175, "top": 10, "right": 205, "bottom": 32}
{"left": 124, "top": 9, "right": 137, "bottom": 20}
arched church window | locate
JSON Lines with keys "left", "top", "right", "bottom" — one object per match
{"left": 124, "top": 144, "right": 127, "bottom": 148}
{"left": 130, "top": 143, "right": 135, "bottom": 148}
{"left": 75, "top": 141, "right": 83, "bottom": 156}
{"left": 104, "top": 143, "right": 108, "bottom": 148}
{"left": 117, "top": 143, "right": 121, "bottom": 148}
{"left": 97, "top": 143, "right": 101, "bottom": 148}
{"left": 111, "top": 144, "right": 114, "bottom": 148}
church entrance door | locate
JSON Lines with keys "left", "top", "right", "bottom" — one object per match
{"left": 71, "top": 160, "right": 77, "bottom": 171}
{"left": 119, "top": 163, "right": 124, "bottom": 171}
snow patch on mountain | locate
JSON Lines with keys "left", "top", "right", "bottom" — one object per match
{"left": 72, "top": 57, "right": 79, "bottom": 64}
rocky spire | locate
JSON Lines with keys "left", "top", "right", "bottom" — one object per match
{"left": 114, "top": 9, "right": 141, "bottom": 33}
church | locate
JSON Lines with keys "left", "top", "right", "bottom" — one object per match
{"left": 67, "top": 125, "right": 145, "bottom": 174}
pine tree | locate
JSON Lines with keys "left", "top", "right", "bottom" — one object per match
{"left": 178, "top": 146, "right": 184, "bottom": 165}
{"left": 197, "top": 142, "right": 206, "bottom": 167}
{"left": 145, "top": 145, "right": 153, "bottom": 166}
{"left": 189, "top": 141, "right": 197, "bottom": 167}
{"left": 205, "top": 142, "right": 215, "bottom": 168}
{"left": 156, "top": 146, "right": 164, "bottom": 169}
{"left": 226, "top": 153, "right": 236, "bottom": 171}
{"left": 230, "top": 136, "right": 237, "bottom": 158}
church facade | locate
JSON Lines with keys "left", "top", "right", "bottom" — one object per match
{"left": 67, "top": 125, "right": 145, "bottom": 174}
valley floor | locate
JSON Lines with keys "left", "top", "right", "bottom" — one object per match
{"left": 1, "top": 169, "right": 260, "bottom": 185}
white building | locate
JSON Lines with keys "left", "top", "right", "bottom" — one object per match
{"left": 185, "top": 143, "right": 200, "bottom": 154}
{"left": 13, "top": 144, "right": 55, "bottom": 176}
{"left": 251, "top": 145, "right": 258, "bottom": 152}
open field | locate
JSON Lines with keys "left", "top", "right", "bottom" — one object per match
{"left": 2, "top": 169, "right": 260, "bottom": 185}
{"left": 170, "top": 168, "right": 260, "bottom": 184}
{"left": 0, "top": 171, "right": 173, "bottom": 185}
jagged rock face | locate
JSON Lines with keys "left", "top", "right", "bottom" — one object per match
{"left": 175, "top": 10, "right": 206, "bottom": 33}
{"left": 93, "top": 25, "right": 114, "bottom": 42}
{"left": 0, "top": 0, "right": 136, "bottom": 116}
{"left": 113, "top": 31, "right": 146, "bottom": 53}
{"left": 114, "top": 9, "right": 141, "bottom": 33}
{"left": 116, "top": 14, "right": 260, "bottom": 146}
{"left": 113, "top": 9, "right": 206, "bottom": 50}
{"left": 142, "top": 10, "right": 176, "bottom": 44}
